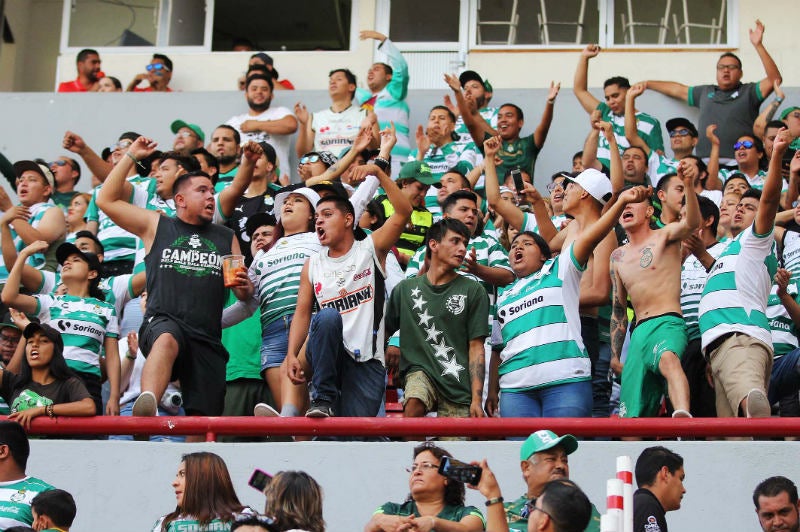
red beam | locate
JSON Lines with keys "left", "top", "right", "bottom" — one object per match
{"left": 16, "top": 416, "right": 800, "bottom": 440}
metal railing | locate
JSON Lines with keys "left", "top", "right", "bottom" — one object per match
{"left": 19, "top": 416, "right": 800, "bottom": 441}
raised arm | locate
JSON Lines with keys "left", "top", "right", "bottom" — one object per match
{"left": 573, "top": 45, "right": 602, "bottom": 114}
{"left": 704, "top": 125, "right": 723, "bottom": 191}
{"left": 95, "top": 137, "right": 160, "bottom": 248}
{"left": 749, "top": 19, "right": 782, "bottom": 98}
{"left": 533, "top": 81, "right": 559, "bottom": 148}
{"left": 598, "top": 121, "right": 624, "bottom": 199}
{"left": 664, "top": 161, "right": 701, "bottom": 241}
{"left": 645, "top": 80, "right": 689, "bottom": 102}
{"left": 217, "top": 141, "right": 260, "bottom": 218}
{"left": 305, "top": 127, "right": 374, "bottom": 186}
{"left": 785, "top": 151, "right": 800, "bottom": 212}
{"left": 63, "top": 131, "right": 113, "bottom": 181}
{"left": 754, "top": 80, "right": 784, "bottom": 138}
{"left": 756, "top": 128, "right": 794, "bottom": 235}
{"left": 0, "top": 241, "right": 46, "bottom": 314}
{"left": 624, "top": 83, "right": 651, "bottom": 155}
{"left": 581, "top": 110, "right": 604, "bottom": 171}
{"left": 484, "top": 136, "right": 524, "bottom": 230}
{"left": 0, "top": 215, "right": 46, "bottom": 292}
{"left": 294, "top": 102, "right": 314, "bottom": 157}
{"left": 444, "top": 73, "right": 493, "bottom": 146}
{"left": 574, "top": 186, "right": 651, "bottom": 265}
{"left": 355, "top": 164, "right": 412, "bottom": 256}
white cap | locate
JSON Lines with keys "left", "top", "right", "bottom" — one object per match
{"left": 274, "top": 187, "right": 321, "bottom": 223}
{"left": 565, "top": 168, "right": 612, "bottom": 206}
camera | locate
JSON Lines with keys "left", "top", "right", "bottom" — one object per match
{"left": 160, "top": 390, "right": 182, "bottom": 415}
{"left": 438, "top": 456, "right": 482, "bottom": 485}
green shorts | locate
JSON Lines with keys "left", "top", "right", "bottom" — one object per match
{"left": 619, "top": 313, "right": 687, "bottom": 418}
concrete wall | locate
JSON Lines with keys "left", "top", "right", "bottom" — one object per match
{"left": 1, "top": 87, "right": 799, "bottom": 201}
{"left": 30, "top": 438, "right": 800, "bottom": 532}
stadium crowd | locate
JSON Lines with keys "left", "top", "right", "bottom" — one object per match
{"left": 0, "top": 20, "right": 799, "bottom": 435}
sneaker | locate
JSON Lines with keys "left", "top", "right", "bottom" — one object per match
{"left": 305, "top": 402, "right": 334, "bottom": 418}
{"left": 132, "top": 391, "right": 157, "bottom": 417}
{"left": 254, "top": 403, "right": 280, "bottom": 417}
{"left": 745, "top": 389, "right": 771, "bottom": 418}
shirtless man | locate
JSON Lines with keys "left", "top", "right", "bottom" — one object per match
{"left": 610, "top": 161, "right": 699, "bottom": 418}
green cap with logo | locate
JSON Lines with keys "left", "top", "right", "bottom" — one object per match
{"left": 520, "top": 430, "right": 579, "bottom": 461}
{"left": 398, "top": 161, "right": 439, "bottom": 186}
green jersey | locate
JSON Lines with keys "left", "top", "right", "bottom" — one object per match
{"left": 374, "top": 500, "right": 485, "bottom": 528}
{"left": 0, "top": 476, "right": 54, "bottom": 530}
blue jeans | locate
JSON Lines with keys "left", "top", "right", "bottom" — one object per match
{"left": 769, "top": 348, "right": 800, "bottom": 410}
{"left": 109, "top": 401, "right": 186, "bottom": 442}
{"left": 261, "top": 315, "right": 293, "bottom": 371}
{"left": 306, "top": 308, "right": 385, "bottom": 416}
{"left": 499, "top": 380, "right": 592, "bottom": 419}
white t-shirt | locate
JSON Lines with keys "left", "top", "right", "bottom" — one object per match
{"left": 227, "top": 107, "right": 294, "bottom": 172}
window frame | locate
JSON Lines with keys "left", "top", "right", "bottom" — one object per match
{"left": 468, "top": 0, "right": 739, "bottom": 51}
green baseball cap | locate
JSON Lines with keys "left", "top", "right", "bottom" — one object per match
{"left": 398, "top": 161, "right": 439, "bottom": 186}
{"left": 780, "top": 107, "right": 800, "bottom": 121}
{"left": 520, "top": 430, "right": 579, "bottom": 461}
{"left": 170, "top": 119, "right": 205, "bottom": 142}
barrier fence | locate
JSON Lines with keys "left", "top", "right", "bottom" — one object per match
{"left": 18, "top": 416, "right": 800, "bottom": 441}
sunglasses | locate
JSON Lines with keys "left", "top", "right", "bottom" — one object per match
{"left": 146, "top": 63, "right": 171, "bottom": 72}
{"left": 733, "top": 140, "right": 755, "bottom": 150}
{"left": 50, "top": 160, "right": 68, "bottom": 167}
{"left": 110, "top": 139, "right": 133, "bottom": 151}
{"left": 669, "top": 128, "right": 692, "bottom": 138}
{"left": 546, "top": 181, "right": 565, "bottom": 193}
{"left": 299, "top": 155, "right": 320, "bottom": 164}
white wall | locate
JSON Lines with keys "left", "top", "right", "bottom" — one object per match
{"left": 30, "top": 438, "right": 800, "bottom": 532}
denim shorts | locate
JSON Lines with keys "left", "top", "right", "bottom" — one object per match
{"left": 260, "top": 314, "right": 293, "bottom": 371}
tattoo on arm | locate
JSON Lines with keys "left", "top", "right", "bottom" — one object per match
{"left": 609, "top": 261, "right": 628, "bottom": 359}
{"left": 469, "top": 343, "right": 486, "bottom": 394}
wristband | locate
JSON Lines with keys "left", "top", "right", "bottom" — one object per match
{"left": 776, "top": 96, "right": 785, "bottom": 103}
{"left": 374, "top": 157, "right": 390, "bottom": 173}
{"left": 125, "top": 352, "right": 137, "bottom": 361}
{"left": 485, "top": 496, "right": 504, "bottom": 506}
{"left": 547, "top": 99, "right": 555, "bottom": 105}
{"left": 45, "top": 404, "right": 56, "bottom": 418}
{"left": 125, "top": 151, "right": 139, "bottom": 165}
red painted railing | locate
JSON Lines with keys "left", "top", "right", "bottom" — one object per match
{"left": 18, "top": 416, "right": 800, "bottom": 442}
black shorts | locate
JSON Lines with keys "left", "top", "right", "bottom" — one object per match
{"left": 139, "top": 315, "right": 228, "bottom": 416}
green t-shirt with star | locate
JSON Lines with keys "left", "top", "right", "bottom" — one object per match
{"left": 385, "top": 274, "right": 489, "bottom": 407}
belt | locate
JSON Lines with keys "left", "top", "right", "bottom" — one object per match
{"left": 704, "top": 332, "right": 737, "bottom": 360}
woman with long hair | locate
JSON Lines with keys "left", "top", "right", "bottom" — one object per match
{"left": 0, "top": 322, "right": 94, "bottom": 427}
{"left": 263, "top": 471, "right": 325, "bottom": 532}
{"left": 153, "top": 452, "right": 251, "bottom": 532}
{"left": 365, "top": 443, "right": 485, "bottom": 532}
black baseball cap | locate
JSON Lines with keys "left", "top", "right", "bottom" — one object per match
{"left": 245, "top": 212, "right": 277, "bottom": 238}
{"left": 459, "top": 70, "right": 491, "bottom": 92}
{"left": 23, "top": 322, "right": 64, "bottom": 355}
{"left": 257, "top": 142, "right": 277, "bottom": 165}
{"left": 56, "top": 242, "right": 102, "bottom": 273}
{"left": 665, "top": 118, "right": 698, "bottom": 137}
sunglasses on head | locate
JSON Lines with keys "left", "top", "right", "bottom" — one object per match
{"left": 299, "top": 155, "right": 320, "bottom": 164}
{"left": 734, "top": 140, "right": 754, "bottom": 150}
{"left": 669, "top": 128, "right": 692, "bottom": 138}
{"left": 146, "top": 63, "right": 170, "bottom": 72}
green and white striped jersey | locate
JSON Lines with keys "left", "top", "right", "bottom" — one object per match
{"left": 0, "top": 476, "right": 53, "bottom": 530}
{"left": 495, "top": 244, "right": 591, "bottom": 392}
{"left": 596, "top": 102, "right": 663, "bottom": 170}
{"left": 33, "top": 294, "right": 119, "bottom": 377}
{"left": 699, "top": 225, "right": 778, "bottom": 350}
{"left": 410, "top": 142, "right": 480, "bottom": 217}
{"left": 86, "top": 182, "right": 139, "bottom": 263}
{"left": 250, "top": 232, "right": 321, "bottom": 329}
{"left": 0, "top": 201, "right": 60, "bottom": 283}
{"left": 680, "top": 241, "right": 726, "bottom": 342}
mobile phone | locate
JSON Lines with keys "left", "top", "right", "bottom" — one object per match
{"left": 248, "top": 469, "right": 273, "bottom": 492}
{"left": 438, "top": 456, "right": 482, "bottom": 485}
{"left": 511, "top": 168, "right": 524, "bottom": 193}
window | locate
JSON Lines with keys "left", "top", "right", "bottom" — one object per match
{"left": 474, "top": 0, "right": 733, "bottom": 48}
{"left": 61, "top": 0, "right": 354, "bottom": 52}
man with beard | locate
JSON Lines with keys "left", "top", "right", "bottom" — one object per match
{"left": 449, "top": 71, "right": 497, "bottom": 150}
{"left": 227, "top": 73, "right": 297, "bottom": 176}
{"left": 754, "top": 476, "right": 800, "bottom": 532}
{"left": 207, "top": 125, "right": 242, "bottom": 192}
{"left": 57, "top": 49, "right": 102, "bottom": 92}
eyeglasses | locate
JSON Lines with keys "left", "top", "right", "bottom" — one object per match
{"left": 716, "top": 64, "right": 740, "bottom": 71}
{"left": 146, "top": 63, "right": 171, "bottom": 72}
{"left": 734, "top": 140, "right": 755, "bottom": 150}
{"left": 406, "top": 462, "right": 439, "bottom": 473}
{"left": 110, "top": 139, "right": 133, "bottom": 151}
{"left": 669, "top": 128, "right": 692, "bottom": 138}
{"left": 300, "top": 155, "right": 321, "bottom": 164}
{"left": 50, "top": 160, "right": 68, "bottom": 167}
{"left": 0, "top": 333, "right": 20, "bottom": 345}
{"left": 546, "top": 181, "right": 565, "bottom": 193}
